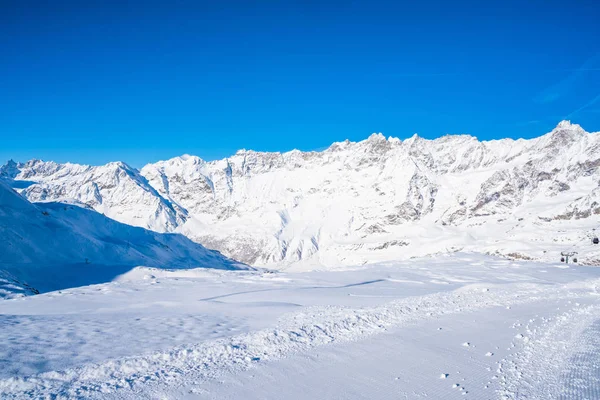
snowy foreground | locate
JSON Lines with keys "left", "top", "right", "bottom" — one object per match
{"left": 3, "top": 254, "right": 600, "bottom": 399}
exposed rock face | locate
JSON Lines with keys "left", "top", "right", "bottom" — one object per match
{"left": 4, "top": 121, "right": 600, "bottom": 268}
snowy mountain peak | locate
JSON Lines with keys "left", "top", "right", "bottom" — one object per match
{"left": 556, "top": 120, "right": 575, "bottom": 129}
{"left": 105, "top": 160, "right": 133, "bottom": 170}
{"left": 533, "top": 120, "right": 588, "bottom": 156}
{"left": 551, "top": 120, "right": 585, "bottom": 135}
{"left": 403, "top": 133, "right": 424, "bottom": 146}
{"left": 152, "top": 154, "right": 206, "bottom": 169}
{"left": 367, "top": 132, "right": 387, "bottom": 142}
{"left": 326, "top": 139, "right": 352, "bottom": 152}
{"left": 0, "top": 159, "right": 20, "bottom": 180}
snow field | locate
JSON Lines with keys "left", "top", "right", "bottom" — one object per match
{"left": 2, "top": 255, "right": 600, "bottom": 398}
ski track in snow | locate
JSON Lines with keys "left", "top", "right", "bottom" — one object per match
{"left": 2, "top": 278, "right": 600, "bottom": 399}
{"left": 558, "top": 319, "right": 600, "bottom": 400}
{"left": 498, "top": 301, "right": 600, "bottom": 400}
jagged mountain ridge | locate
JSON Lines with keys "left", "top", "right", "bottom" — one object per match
{"left": 1, "top": 159, "right": 187, "bottom": 232}
{"left": 3, "top": 121, "right": 600, "bottom": 268}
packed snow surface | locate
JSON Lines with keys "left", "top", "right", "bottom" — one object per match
{"left": 4, "top": 121, "right": 600, "bottom": 268}
{"left": 2, "top": 254, "right": 600, "bottom": 399}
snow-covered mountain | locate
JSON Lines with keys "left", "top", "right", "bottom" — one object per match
{"left": 1, "top": 159, "right": 187, "bottom": 232}
{"left": 0, "top": 180, "right": 247, "bottom": 298}
{"left": 4, "top": 121, "right": 600, "bottom": 269}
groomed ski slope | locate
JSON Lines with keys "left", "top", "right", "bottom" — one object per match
{"left": 2, "top": 253, "right": 600, "bottom": 399}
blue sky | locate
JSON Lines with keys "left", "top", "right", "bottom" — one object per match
{"left": 1, "top": 0, "right": 599, "bottom": 167}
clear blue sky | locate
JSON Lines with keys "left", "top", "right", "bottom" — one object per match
{"left": 1, "top": 0, "right": 599, "bottom": 167}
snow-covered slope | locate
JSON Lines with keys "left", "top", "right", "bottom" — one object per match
{"left": 3, "top": 254, "right": 600, "bottom": 399}
{"left": 4, "top": 121, "right": 600, "bottom": 268}
{"left": 0, "top": 180, "right": 246, "bottom": 297}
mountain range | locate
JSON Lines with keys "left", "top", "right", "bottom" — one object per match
{"left": 2, "top": 121, "right": 599, "bottom": 270}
